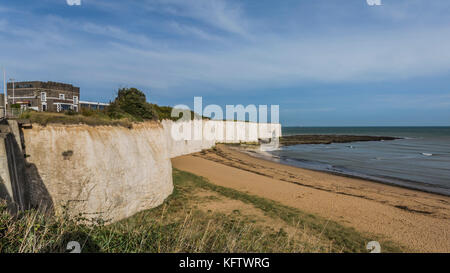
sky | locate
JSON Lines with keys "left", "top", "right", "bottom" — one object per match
{"left": 1, "top": 0, "right": 450, "bottom": 126}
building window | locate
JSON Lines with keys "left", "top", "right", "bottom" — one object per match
{"left": 59, "top": 94, "right": 65, "bottom": 100}
{"left": 42, "top": 103, "right": 47, "bottom": 112}
{"left": 73, "top": 96, "right": 78, "bottom": 104}
{"left": 17, "top": 84, "right": 32, "bottom": 88}
{"left": 41, "top": 92, "right": 47, "bottom": 102}
{"left": 61, "top": 104, "right": 71, "bottom": 111}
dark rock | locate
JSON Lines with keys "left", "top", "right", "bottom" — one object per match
{"left": 279, "top": 135, "right": 400, "bottom": 146}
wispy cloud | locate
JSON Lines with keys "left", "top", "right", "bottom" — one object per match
{"left": 2, "top": 10, "right": 450, "bottom": 93}
{"left": 375, "top": 94, "right": 450, "bottom": 109}
{"left": 1, "top": 0, "right": 450, "bottom": 125}
{"left": 144, "top": 0, "right": 248, "bottom": 36}
{"left": 81, "top": 23, "right": 156, "bottom": 47}
{"left": 168, "top": 21, "right": 225, "bottom": 42}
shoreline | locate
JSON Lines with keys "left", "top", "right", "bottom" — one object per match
{"left": 172, "top": 144, "right": 450, "bottom": 252}
{"left": 242, "top": 147, "right": 450, "bottom": 197}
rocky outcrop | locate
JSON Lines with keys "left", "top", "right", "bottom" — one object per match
{"left": 280, "top": 135, "right": 400, "bottom": 146}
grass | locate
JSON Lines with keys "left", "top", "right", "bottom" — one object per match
{"left": 19, "top": 110, "right": 134, "bottom": 127}
{"left": 0, "top": 169, "right": 404, "bottom": 253}
{"left": 18, "top": 107, "right": 205, "bottom": 127}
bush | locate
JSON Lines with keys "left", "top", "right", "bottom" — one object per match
{"left": 20, "top": 111, "right": 133, "bottom": 128}
{"left": 106, "top": 88, "right": 158, "bottom": 121}
{"left": 80, "top": 108, "right": 98, "bottom": 117}
{"left": 64, "top": 109, "right": 78, "bottom": 116}
{"left": 152, "top": 103, "right": 207, "bottom": 121}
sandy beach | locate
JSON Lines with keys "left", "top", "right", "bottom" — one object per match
{"left": 172, "top": 144, "right": 450, "bottom": 253}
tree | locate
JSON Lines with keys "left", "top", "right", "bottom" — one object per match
{"left": 106, "top": 88, "right": 158, "bottom": 121}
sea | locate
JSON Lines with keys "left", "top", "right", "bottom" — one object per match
{"left": 264, "top": 127, "right": 450, "bottom": 196}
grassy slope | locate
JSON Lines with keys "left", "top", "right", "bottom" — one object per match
{"left": 20, "top": 111, "right": 134, "bottom": 127}
{"left": 19, "top": 105, "right": 203, "bottom": 127}
{"left": 0, "top": 169, "right": 404, "bottom": 253}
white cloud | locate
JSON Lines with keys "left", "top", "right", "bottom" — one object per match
{"left": 168, "top": 21, "right": 225, "bottom": 42}
{"left": 88, "top": 0, "right": 248, "bottom": 36}
{"left": 2, "top": 1, "right": 450, "bottom": 98}
{"left": 82, "top": 23, "right": 156, "bottom": 47}
{"left": 147, "top": 0, "right": 248, "bottom": 35}
{"left": 66, "top": 0, "right": 81, "bottom": 6}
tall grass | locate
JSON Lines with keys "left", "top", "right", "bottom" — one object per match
{"left": 19, "top": 111, "right": 134, "bottom": 127}
{"left": 0, "top": 202, "right": 322, "bottom": 253}
{"left": 0, "top": 169, "right": 403, "bottom": 253}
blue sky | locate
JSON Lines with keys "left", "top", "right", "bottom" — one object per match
{"left": 1, "top": 0, "right": 450, "bottom": 126}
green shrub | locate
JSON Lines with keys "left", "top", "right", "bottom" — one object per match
{"left": 106, "top": 88, "right": 158, "bottom": 121}
{"left": 64, "top": 109, "right": 78, "bottom": 116}
{"left": 19, "top": 111, "right": 133, "bottom": 127}
{"left": 152, "top": 103, "right": 207, "bottom": 121}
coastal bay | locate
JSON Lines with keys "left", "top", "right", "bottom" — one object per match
{"left": 172, "top": 144, "right": 450, "bottom": 253}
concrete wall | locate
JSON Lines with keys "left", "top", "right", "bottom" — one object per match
{"left": 0, "top": 121, "right": 27, "bottom": 211}
{"left": 0, "top": 137, "right": 14, "bottom": 204}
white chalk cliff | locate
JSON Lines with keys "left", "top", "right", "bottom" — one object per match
{"left": 22, "top": 120, "right": 281, "bottom": 222}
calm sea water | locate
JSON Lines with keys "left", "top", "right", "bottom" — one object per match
{"left": 268, "top": 127, "right": 450, "bottom": 196}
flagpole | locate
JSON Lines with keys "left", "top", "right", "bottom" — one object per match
{"left": 2, "top": 68, "right": 6, "bottom": 117}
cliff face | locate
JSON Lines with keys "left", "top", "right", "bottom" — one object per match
{"left": 162, "top": 120, "right": 282, "bottom": 158}
{"left": 21, "top": 120, "right": 281, "bottom": 222}
{"left": 23, "top": 122, "right": 173, "bottom": 222}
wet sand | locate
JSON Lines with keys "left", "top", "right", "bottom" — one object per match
{"left": 171, "top": 144, "right": 450, "bottom": 253}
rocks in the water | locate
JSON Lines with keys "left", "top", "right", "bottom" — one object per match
{"left": 279, "top": 135, "right": 400, "bottom": 146}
